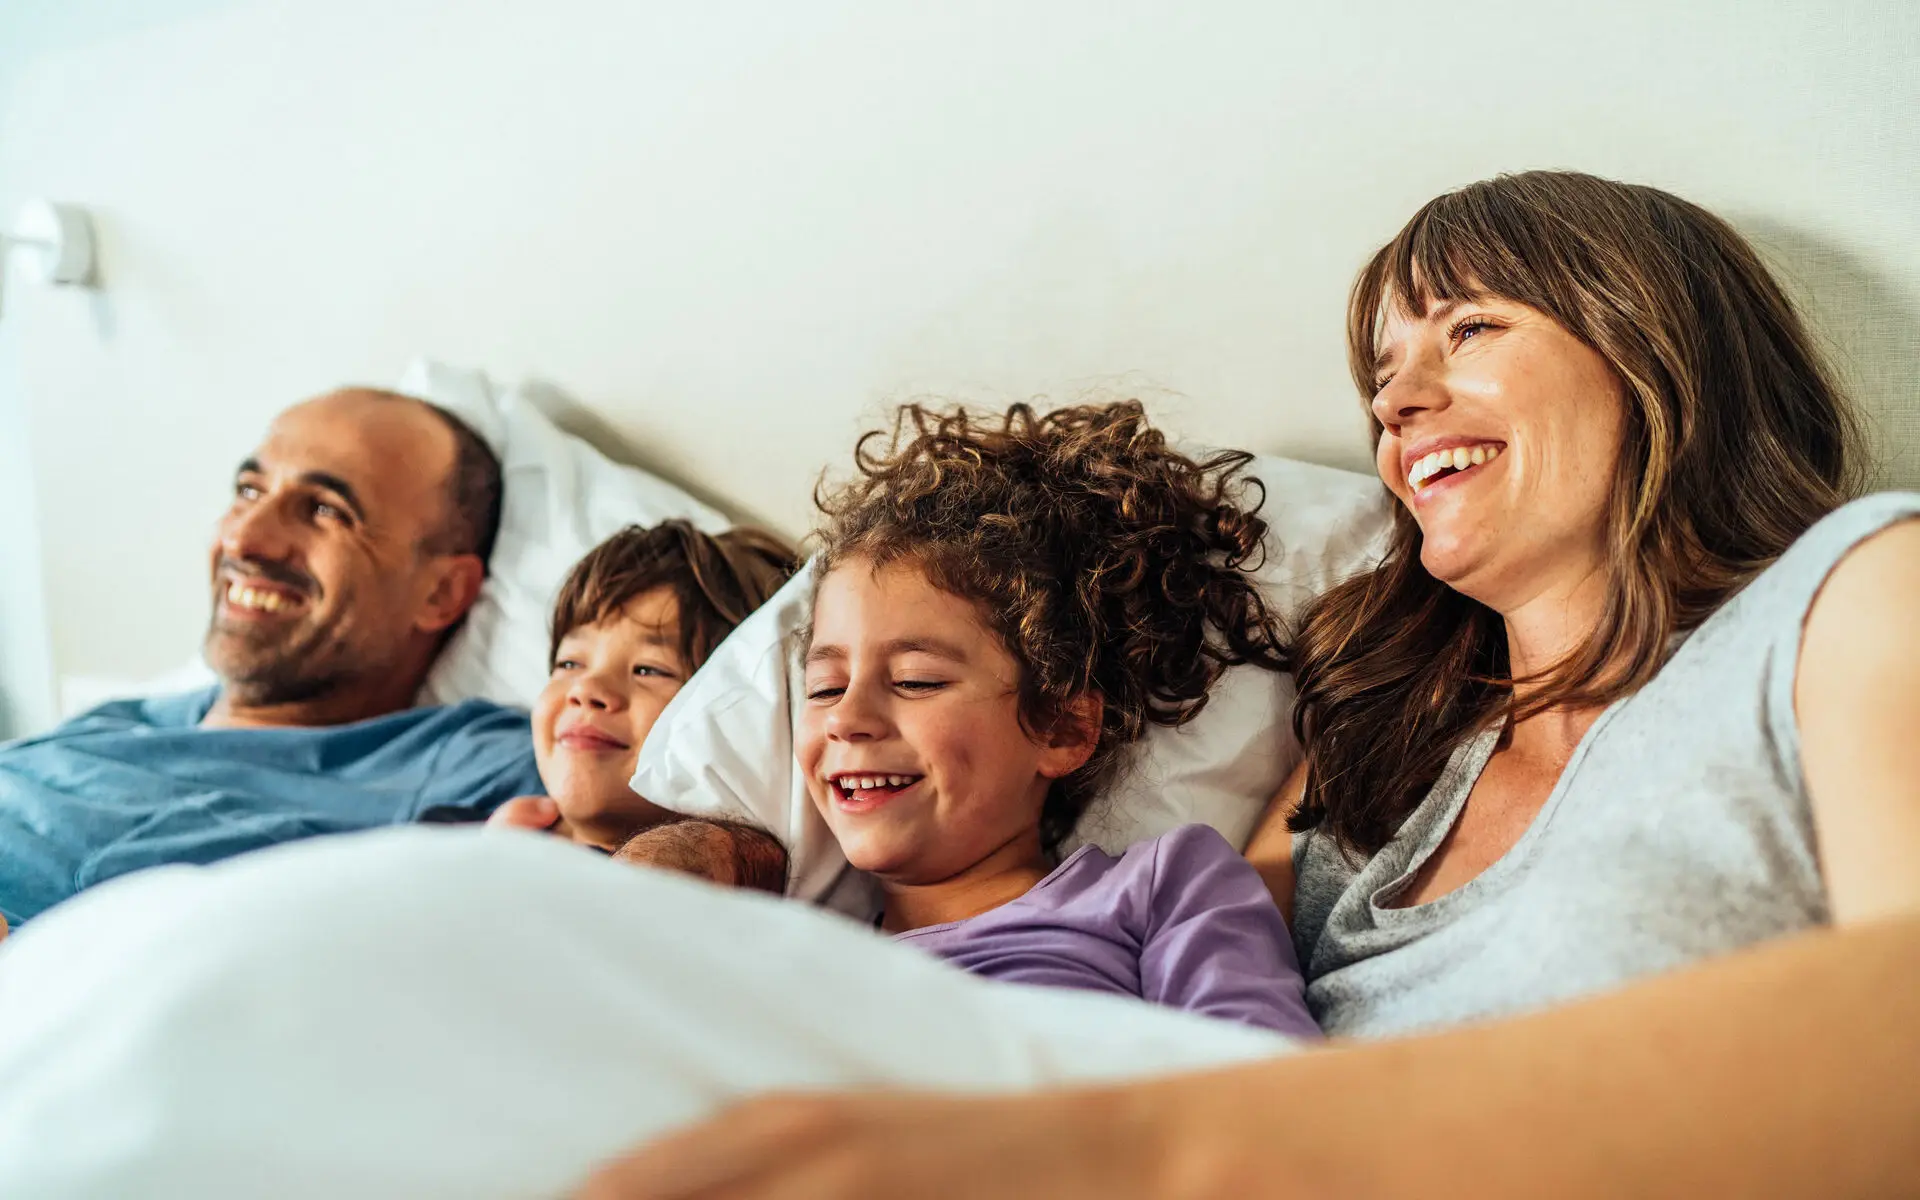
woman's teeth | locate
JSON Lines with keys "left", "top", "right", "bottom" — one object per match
{"left": 1409, "top": 443, "right": 1502, "bottom": 491}
{"left": 226, "top": 582, "right": 299, "bottom": 613}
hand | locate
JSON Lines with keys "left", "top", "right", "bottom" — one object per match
{"left": 575, "top": 1087, "right": 1190, "bottom": 1200}
{"left": 485, "top": 795, "right": 561, "bottom": 833}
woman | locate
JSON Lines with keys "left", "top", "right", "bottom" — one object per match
{"left": 582, "top": 172, "right": 1920, "bottom": 1195}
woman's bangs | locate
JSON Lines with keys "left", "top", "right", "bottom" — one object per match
{"left": 1350, "top": 190, "right": 1553, "bottom": 400}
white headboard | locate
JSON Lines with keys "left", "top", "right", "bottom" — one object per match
{"left": 0, "top": 0, "right": 1915, "bottom": 734}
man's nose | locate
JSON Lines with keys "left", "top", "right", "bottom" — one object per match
{"left": 219, "top": 497, "right": 299, "bottom": 565}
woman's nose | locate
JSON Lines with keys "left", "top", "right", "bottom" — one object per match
{"left": 1370, "top": 357, "right": 1451, "bottom": 430}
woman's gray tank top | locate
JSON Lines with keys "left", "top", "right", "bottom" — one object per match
{"left": 1292, "top": 492, "right": 1920, "bottom": 1038}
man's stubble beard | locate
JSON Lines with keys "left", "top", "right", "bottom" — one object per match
{"left": 204, "top": 607, "right": 363, "bottom": 709}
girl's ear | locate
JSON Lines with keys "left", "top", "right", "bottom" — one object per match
{"left": 1037, "top": 693, "right": 1103, "bottom": 780}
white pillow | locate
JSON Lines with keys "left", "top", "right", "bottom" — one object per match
{"left": 399, "top": 359, "right": 730, "bottom": 709}
{"left": 632, "top": 454, "right": 1393, "bottom": 905}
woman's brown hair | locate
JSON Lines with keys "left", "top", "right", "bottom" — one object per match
{"left": 813, "top": 400, "right": 1290, "bottom": 857}
{"left": 1291, "top": 170, "right": 1862, "bottom": 857}
{"left": 550, "top": 520, "right": 799, "bottom": 673}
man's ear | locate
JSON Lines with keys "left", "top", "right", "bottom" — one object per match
{"left": 416, "top": 554, "right": 487, "bottom": 634}
{"left": 1037, "top": 693, "right": 1104, "bottom": 780}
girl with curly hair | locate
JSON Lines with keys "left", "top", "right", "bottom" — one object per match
{"left": 799, "top": 400, "right": 1318, "bottom": 1037}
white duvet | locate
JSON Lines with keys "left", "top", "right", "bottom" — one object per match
{"left": 0, "top": 829, "right": 1294, "bottom": 1198}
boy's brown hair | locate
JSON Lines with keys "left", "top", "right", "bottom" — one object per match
{"left": 549, "top": 520, "right": 799, "bottom": 673}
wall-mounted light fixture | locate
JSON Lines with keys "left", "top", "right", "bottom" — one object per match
{"left": 0, "top": 201, "right": 97, "bottom": 318}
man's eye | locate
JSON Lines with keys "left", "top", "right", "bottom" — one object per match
{"left": 235, "top": 483, "right": 262, "bottom": 501}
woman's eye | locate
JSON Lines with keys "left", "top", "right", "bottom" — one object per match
{"left": 1448, "top": 317, "right": 1496, "bottom": 345}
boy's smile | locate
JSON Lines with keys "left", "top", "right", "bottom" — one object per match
{"left": 531, "top": 588, "right": 685, "bottom": 847}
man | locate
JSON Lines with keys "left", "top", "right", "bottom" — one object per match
{"left": 0, "top": 388, "right": 543, "bottom": 931}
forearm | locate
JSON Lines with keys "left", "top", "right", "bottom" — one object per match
{"left": 614, "top": 817, "right": 790, "bottom": 895}
{"left": 1243, "top": 763, "right": 1304, "bottom": 920}
{"left": 1106, "top": 916, "right": 1920, "bottom": 1197}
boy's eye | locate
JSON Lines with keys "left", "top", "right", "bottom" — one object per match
{"left": 896, "top": 679, "right": 946, "bottom": 693}
{"left": 805, "top": 684, "right": 845, "bottom": 702}
{"left": 553, "top": 659, "right": 581, "bottom": 672}
{"left": 633, "top": 664, "right": 679, "bottom": 681}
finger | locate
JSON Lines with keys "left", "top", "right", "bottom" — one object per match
{"left": 486, "top": 795, "right": 559, "bottom": 830}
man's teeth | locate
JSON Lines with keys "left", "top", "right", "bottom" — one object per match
{"left": 226, "top": 582, "right": 298, "bottom": 613}
{"left": 837, "top": 775, "right": 915, "bottom": 791}
{"left": 1408, "top": 443, "right": 1502, "bottom": 490}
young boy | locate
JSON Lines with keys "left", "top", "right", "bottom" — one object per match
{"left": 430, "top": 520, "right": 796, "bottom": 894}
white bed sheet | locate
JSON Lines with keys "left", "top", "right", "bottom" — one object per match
{"left": 0, "top": 830, "right": 1294, "bottom": 1198}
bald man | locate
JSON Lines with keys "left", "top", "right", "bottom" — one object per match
{"left": 0, "top": 389, "right": 543, "bottom": 930}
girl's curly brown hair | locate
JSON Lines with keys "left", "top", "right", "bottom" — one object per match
{"left": 812, "top": 400, "right": 1291, "bottom": 856}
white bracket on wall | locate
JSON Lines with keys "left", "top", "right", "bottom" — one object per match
{"left": 0, "top": 201, "right": 98, "bottom": 319}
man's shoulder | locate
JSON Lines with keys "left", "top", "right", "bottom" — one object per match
{"left": 48, "top": 686, "right": 220, "bottom": 736}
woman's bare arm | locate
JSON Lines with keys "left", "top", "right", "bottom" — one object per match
{"left": 1795, "top": 519, "right": 1920, "bottom": 925}
{"left": 1137, "top": 913, "right": 1920, "bottom": 1198}
{"left": 1243, "top": 761, "right": 1305, "bottom": 923}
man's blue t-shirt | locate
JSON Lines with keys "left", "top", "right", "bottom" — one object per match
{"left": 0, "top": 687, "right": 542, "bottom": 927}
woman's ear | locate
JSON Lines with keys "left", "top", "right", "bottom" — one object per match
{"left": 1037, "top": 694, "right": 1103, "bottom": 780}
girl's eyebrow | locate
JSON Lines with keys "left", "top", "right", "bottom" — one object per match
{"left": 803, "top": 637, "right": 972, "bottom": 667}
{"left": 803, "top": 643, "right": 846, "bottom": 667}
{"left": 883, "top": 637, "right": 971, "bottom": 663}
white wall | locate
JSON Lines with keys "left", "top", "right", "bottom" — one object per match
{"left": 1, "top": 0, "right": 1916, "bottom": 731}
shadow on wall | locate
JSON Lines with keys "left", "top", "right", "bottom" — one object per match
{"left": 1742, "top": 218, "right": 1920, "bottom": 491}
{"left": 519, "top": 381, "right": 758, "bottom": 532}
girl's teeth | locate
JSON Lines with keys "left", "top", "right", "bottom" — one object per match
{"left": 837, "top": 774, "right": 918, "bottom": 791}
